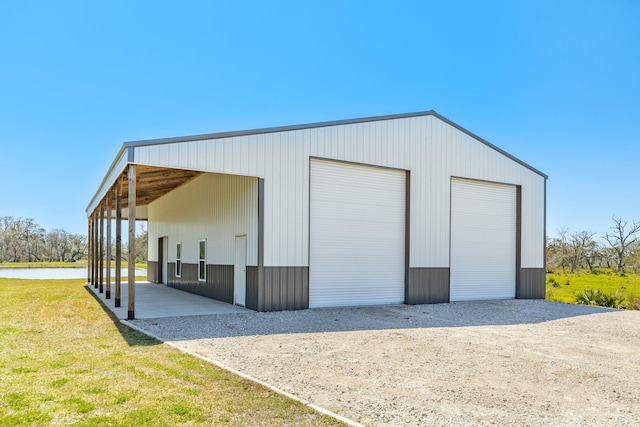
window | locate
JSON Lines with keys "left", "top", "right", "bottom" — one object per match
{"left": 198, "top": 240, "right": 206, "bottom": 281}
{"left": 176, "top": 242, "right": 182, "bottom": 278}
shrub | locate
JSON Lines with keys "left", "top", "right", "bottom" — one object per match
{"left": 625, "top": 294, "right": 640, "bottom": 310}
{"left": 574, "top": 289, "right": 624, "bottom": 308}
{"left": 575, "top": 289, "right": 600, "bottom": 305}
{"left": 599, "top": 292, "right": 624, "bottom": 309}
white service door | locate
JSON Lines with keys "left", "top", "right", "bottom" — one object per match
{"left": 450, "top": 178, "right": 517, "bottom": 301}
{"left": 309, "top": 159, "right": 406, "bottom": 308}
{"left": 234, "top": 235, "right": 247, "bottom": 306}
{"left": 161, "top": 237, "right": 168, "bottom": 285}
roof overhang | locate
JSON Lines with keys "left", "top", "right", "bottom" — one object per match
{"left": 86, "top": 156, "right": 202, "bottom": 218}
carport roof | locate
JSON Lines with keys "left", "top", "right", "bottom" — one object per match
{"left": 86, "top": 163, "right": 202, "bottom": 219}
{"left": 114, "top": 166, "right": 202, "bottom": 208}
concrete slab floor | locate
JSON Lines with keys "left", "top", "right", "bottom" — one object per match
{"left": 86, "top": 281, "right": 252, "bottom": 319}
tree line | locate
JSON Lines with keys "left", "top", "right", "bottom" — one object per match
{"left": 0, "top": 216, "right": 148, "bottom": 263}
{"left": 547, "top": 217, "right": 640, "bottom": 273}
{"left": 0, "top": 216, "right": 87, "bottom": 263}
{"left": 2, "top": 214, "right": 636, "bottom": 269}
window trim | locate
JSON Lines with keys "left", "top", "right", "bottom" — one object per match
{"left": 175, "top": 242, "right": 182, "bottom": 278}
{"left": 198, "top": 239, "right": 206, "bottom": 281}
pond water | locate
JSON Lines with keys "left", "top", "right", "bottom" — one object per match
{"left": 0, "top": 268, "right": 147, "bottom": 280}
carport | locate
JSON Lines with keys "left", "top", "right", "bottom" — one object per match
{"left": 86, "top": 160, "right": 204, "bottom": 319}
{"left": 86, "top": 280, "right": 249, "bottom": 319}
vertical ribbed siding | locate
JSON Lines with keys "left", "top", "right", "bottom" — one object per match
{"left": 262, "top": 267, "right": 308, "bottom": 311}
{"left": 167, "top": 263, "right": 234, "bottom": 304}
{"left": 136, "top": 114, "right": 545, "bottom": 271}
{"left": 517, "top": 268, "right": 546, "bottom": 299}
{"left": 406, "top": 268, "right": 450, "bottom": 304}
{"left": 147, "top": 261, "right": 158, "bottom": 283}
{"left": 147, "top": 173, "right": 258, "bottom": 267}
{"left": 246, "top": 266, "right": 259, "bottom": 311}
{"left": 207, "top": 264, "right": 234, "bottom": 303}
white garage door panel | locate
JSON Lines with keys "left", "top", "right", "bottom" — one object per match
{"left": 450, "top": 179, "right": 516, "bottom": 302}
{"left": 310, "top": 160, "right": 405, "bottom": 308}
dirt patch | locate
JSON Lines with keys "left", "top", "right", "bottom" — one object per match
{"left": 132, "top": 300, "right": 640, "bottom": 426}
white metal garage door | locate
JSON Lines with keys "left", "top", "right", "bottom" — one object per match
{"left": 450, "top": 178, "right": 516, "bottom": 302}
{"left": 309, "top": 159, "right": 406, "bottom": 308}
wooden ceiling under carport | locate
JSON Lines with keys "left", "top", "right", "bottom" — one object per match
{"left": 115, "top": 165, "right": 202, "bottom": 209}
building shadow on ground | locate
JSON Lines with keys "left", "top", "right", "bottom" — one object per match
{"left": 85, "top": 286, "right": 160, "bottom": 347}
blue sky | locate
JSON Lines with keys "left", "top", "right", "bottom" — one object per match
{"left": 1, "top": 1, "right": 638, "bottom": 241}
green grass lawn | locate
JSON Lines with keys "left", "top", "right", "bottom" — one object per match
{"left": 0, "top": 278, "right": 344, "bottom": 426}
{"left": 546, "top": 269, "right": 640, "bottom": 309}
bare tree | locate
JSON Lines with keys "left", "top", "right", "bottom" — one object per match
{"left": 548, "top": 229, "right": 600, "bottom": 273}
{"left": 571, "top": 230, "right": 600, "bottom": 272}
{"left": 599, "top": 246, "right": 617, "bottom": 269}
{"left": 566, "top": 232, "right": 583, "bottom": 273}
{"left": 0, "top": 216, "right": 10, "bottom": 261}
{"left": 603, "top": 217, "right": 640, "bottom": 272}
{"left": 2, "top": 216, "right": 24, "bottom": 262}
{"left": 555, "top": 227, "right": 570, "bottom": 273}
{"left": 21, "top": 218, "right": 45, "bottom": 262}
{"left": 68, "top": 234, "right": 87, "bottom": 262}
{"left": 548, "top": 228, "right": 571, "bottom": 272}
{"left": 46, "top": 229, "right": 71, "bottom": 262}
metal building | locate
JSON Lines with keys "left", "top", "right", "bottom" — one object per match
{"left": 86, "top": 111, "right": 546, "bottom": 316}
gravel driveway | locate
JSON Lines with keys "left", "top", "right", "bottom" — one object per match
{"left": 131, "top": 300, "right": 640, "bottom": 426}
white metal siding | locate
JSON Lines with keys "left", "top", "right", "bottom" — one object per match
{"left": 147, "top": 173, "right": 258, "bottom": 267}
{"left": 450, "top": 179, "right": 516, "bottom": 301}
{"left": 133, "top": 114, "right": 545, "bottom": 270}
{"left": 309, "top": 160, "right": 405, "bottom": 308}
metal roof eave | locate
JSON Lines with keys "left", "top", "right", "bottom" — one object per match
{"left": 429, "top": 111, "right": 548, "bottom": 179}
{"left": 123, "top": 111, "right": 439, "bottom": 148}
{"left": 85, "top": 145, "right": 129, "bottom": 216}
